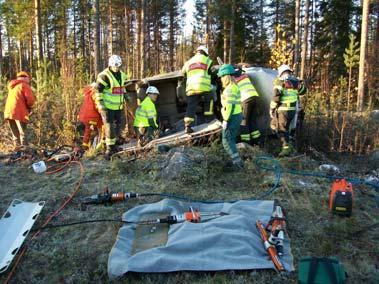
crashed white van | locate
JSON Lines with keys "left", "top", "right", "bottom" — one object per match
{"left": 127, "top": 67, "right": 279, "bottom": 134}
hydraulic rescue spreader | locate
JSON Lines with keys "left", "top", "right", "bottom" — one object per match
{"left": 256, "top": 205, "right": 287, "bottom": 273}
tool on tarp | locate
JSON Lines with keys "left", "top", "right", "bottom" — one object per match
{"left": 256, "top": 219, "right": 286, "bottom": 273}
{"left": 266, "top": 205, "right": 286, "bottom": 256}
{"left": 139, "top": 207, "right": 228, "bottom": 225}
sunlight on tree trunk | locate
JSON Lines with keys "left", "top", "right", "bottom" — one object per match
{"left": 357, "top": 0, "right": 370, "bottom": 112}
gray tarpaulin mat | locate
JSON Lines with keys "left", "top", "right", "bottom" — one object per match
{"left": 108, "top": 199, "right": 294, "bottom": 279}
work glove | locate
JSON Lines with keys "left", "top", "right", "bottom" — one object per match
{"left": 222, "top": 120, "right": 228, "bottom": 130}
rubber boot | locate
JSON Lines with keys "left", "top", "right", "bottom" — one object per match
{"left": 278, "top": 145, "right": 293, "bottom": 157}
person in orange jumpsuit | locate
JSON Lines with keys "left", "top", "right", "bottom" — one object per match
{"left": 78, "top": 84, "right": 104, "bottom": 150}
{"left": 4, "top": 71, "right": 36, "bottom": 150}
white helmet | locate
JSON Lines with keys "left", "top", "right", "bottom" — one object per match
{"left": 108, "top": 55, "right": 122, "bottom": 67}
{"left": 278, "top": 64, "right": 293, "bottom": 77}
{"left": 146, "top": 86, "right": 159, "bottom": 95}
{"left": 196, "top": 45, "right": 209, "bottom": 55}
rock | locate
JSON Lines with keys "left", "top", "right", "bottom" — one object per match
{"left": 156, "top": 144, "right": 171, "bottom": 153}
{"left": 365, "top": 176, "right": 379, "bottom": 190}
{"left": 236, "top": 142, "right": 254, "bottom": 150}
{"left": 319, "top": 164, "right": 340, "bottom": 175}
{"left": 159, "top": 147, "right": 204, "bottom": 180}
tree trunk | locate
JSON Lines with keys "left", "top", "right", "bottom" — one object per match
{"left": 205, "top": 0, "right": 211, "bottom": 49}
{"left": 107, "top": 0, "right": 113, "bottom": 55}
{"left": 309, "top": 0, "right": 315, "bottom": 79}
{"left": 154, "top": 1, "right": 160, "bottom": 74}
{"left": 229, "top": 0, "right": 236, "bottom": 64}
{"left": 357, "top": 0, "right": 370, "bottom": 112}
{"left": 275, "top": 0, "right": 280, "bottom": 43}
{"left": 169, "top": 0, "right": 175, "bottom": 71}
{"left": 29, "top": 32, "right": 34, "bottom": 72}
{"left": 259, "top": 0, "right": 264, "bottom": 60}
{"left": 7, "top": 31, "right": 12, "bottom": 76}
{"left": 94, "top": 0, "right": 101, "bottom": 75}
{"left": 73, "top": 1, "right": 77, "bottom": 59}
{"left": 18, "top": 40, "right": 23, "bottom": 71}
{"left": 87, "top": 7, "right": 92, "bottom": 79}
{"left": 140, "top": 0, "right": 146, "bottom": 77}
{"left": 136, "top": 1, "right": 142, "bottom": 78}
{"left": 0, "top": 24, "right": 3, "bottom": 77}
{"left": 124, "top": 0, "right": 130, "bottom": 74}
{"left": 34, "top": 0, "right": 43, "bottom": 67}
{"left": 223, "top": 20, "right": 229, "bottom": 63}
{"left": 294, "top": 0, "right": 301, "bottom": 75}
{"left": 300, "top": 0, "right": 310, "bottom": 80}
{"left": 373, "top": 1, "right": 379, "bottom": 100}
{"left": 80, "top": 0, "right": 86, "bottom": 59}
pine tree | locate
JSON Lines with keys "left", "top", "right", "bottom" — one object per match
{"left": 314, "top": 0, "right": 354, "bottom": 87}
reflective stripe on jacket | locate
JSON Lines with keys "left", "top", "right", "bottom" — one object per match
{"left": 97, "top": 69, "right": 128, "bottom": 110}
{"left": 221, "top": 83, "right": 242, "bottom": 121}
{"left": 78, "top": 86, "right": 103, "bottom": 126}
{"left": 4, "top": 80, "right": 35, "bottom": 123}
{"left": 133, "top": 96, "right": 158, "bottom": 128}
{"left": 235, "top": 74, "right": 259, "bottom": 102}
{"left": 182, "top": 54, "right": 212, "bottom": 95}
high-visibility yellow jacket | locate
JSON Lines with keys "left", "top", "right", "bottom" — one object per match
{"left": 96, "top": 68, "right": 128, "bottom": 110}
{"left": 182, "top": 54, "right": 212, "bottom": 95}
{"left": 271, "top": 77, "right": 306, "bottom": 111}
{"left": 221, "top": 83, "right": 242, "bottom": 121}
{"left": 235, "top": 74, "right": 259, "bottom": 102}
{"left": 133, "top": 96, "right": 158, "bottom": 128}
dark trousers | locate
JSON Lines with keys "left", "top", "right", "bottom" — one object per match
{"left": 8, "top": 120, "right": 28, "bottom": 147}
{"left": 274, "top": 110, "right": 295, "bottom": 147}
{"left": 184, "top": 92, "right": 213, "bottom": 127}
{"left": 102, "top": 109, "right": 123, "bottom": 149}
{"left": 240, "top": 97, "right": 260, "bottom": 143}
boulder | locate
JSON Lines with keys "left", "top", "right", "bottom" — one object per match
{"left": 159, "top": 147, "right": 204, "bottom": 180}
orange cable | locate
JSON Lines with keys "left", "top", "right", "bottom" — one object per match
{"left": 4, "top": 159, "right": 85, "bottom": 284}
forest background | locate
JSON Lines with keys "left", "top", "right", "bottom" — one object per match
{"left": 0, "top": 0, "right": 378, "bottom": 153}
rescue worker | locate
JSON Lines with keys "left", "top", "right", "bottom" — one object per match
{"left": 133, "top": 86, "right": 160, "bottom": 146}
{"left": 78, "top": 84, "right": 103, "bottom": 151}
{"left": 95, "top": 55, "right": 129, "bottom": 160}
{"left": 181, "top": 45, "right": 214, "bottom": 134}
{"left": 4, "top": 71, "right": 36, "bottom": 150}
{"left": 218, "top": 64, "right": 244, "bottom": 170}
{"left": 270, "top": 64, "right": 306, "bottom": 157}
{"left": 234, "top": 69, "right": 261, "bottom": 145}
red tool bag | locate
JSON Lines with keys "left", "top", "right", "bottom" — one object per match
{"left": 329, "top": 179, "right": 354, "bottom": 216}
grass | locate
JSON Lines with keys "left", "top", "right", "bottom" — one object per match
{"left": 0, "top": 144, "right": 378, "bottom": 283}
